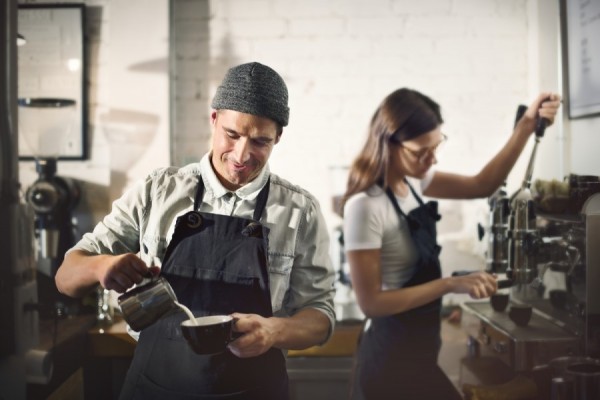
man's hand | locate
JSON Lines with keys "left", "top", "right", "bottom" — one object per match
{"left": 56, "top": 250, "right": 159, "bottom": 298}
{"left": 98, "top": 253, "right": 159, "bottom": 293}
{"left": 227, "top": 313, "right": 282, "bottom": 358}
{"left": 226, "top": 308, "right": 331, "bottom": 358}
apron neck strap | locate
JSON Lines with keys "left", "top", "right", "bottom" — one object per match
{"left": 385, "top": 187, "right": 408, "bottom": 220}
{"left": 194, "top": 176, "right": 271, "bottom": 222}
{"left": 253, "top": 177, "right": 270, "bottom": 221}
{"left": 194, "top": 178, "right": 205, "bottom": 211}
{"left": 405, "top": 179, "right": 425, "bottom": 207}
{"left": 383, "top": 179, "right": 425, "bottom": 217}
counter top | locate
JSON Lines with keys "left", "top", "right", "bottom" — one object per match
{"left": 87, "top": 318, "right": 137, "bottom": 358}
{"left": 288, "top": 320, "right": 363, "bottom": 357}
{"left": 87, "top": 317, "right": 363, "bottom": 358}
{"left": 438, "top": 316, "right": 470, "bottom": 394}
{"left": 38, "top": 314, "right": 96, "bottom": 351}
{"left": 27, "top": 314, "right": 97, "bottom": 399}
{"left": 87, "top": 315, "right": 467, "bottom": 396}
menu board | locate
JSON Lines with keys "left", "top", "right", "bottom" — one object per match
{"left": 562, "top": 0, "right": 600, "bottom": 119}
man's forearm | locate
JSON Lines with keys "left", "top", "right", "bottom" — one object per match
{"left": 55, "top": 250, "right": 102, "bottom": 298}
{"left": 273, "top": 308, "right": 331, "bottom": 350}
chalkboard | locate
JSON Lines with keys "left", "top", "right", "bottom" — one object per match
{"left": 561, "top": 0, "right": 600, "bottom": 119}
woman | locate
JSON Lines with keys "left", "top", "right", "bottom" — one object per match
{"left": 342, "top": 88, "right": 561, "bottom": 399}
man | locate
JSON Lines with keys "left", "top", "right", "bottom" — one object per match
{"left": 56, "top": 62, "right": 336, "bottom": 399}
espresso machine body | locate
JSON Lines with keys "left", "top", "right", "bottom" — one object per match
{"left": 486, "top": 184, "right": 511, "bottom": 274}
{"left": 460, "top": 103, "right": 599, "bottom": 397}
{"left": 582, "top": 194, "right": 600, "bottom": 357}
{"left": 461, "top": 192, "right": 600, "bottom": 400}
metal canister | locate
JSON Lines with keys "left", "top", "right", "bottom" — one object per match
{"left": 565, "top": 362, "right": 600, "bottom": 400}
{"left": 551, "top": 376, "right": 573, "bottom": 400}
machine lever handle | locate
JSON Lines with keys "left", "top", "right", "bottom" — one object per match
{"left": 497, "top": 279, "right": 513, "bottom": 289}
{"left": 534, "top": 96, "right": 552, "bottom": 138}
{"left": 515, "top": 102, "right": 549, "bottom": 137}
{"left": 535, "top": 117, "right": 549, "bottom": 138}
{"left": 514, "top": 104, "right": 527, "bottom": 127}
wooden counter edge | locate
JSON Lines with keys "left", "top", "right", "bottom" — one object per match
{"left": 87, "top": 319, "right": 137, "bottom": 358}
{"left": 287, "top": 322, "right": 362, "bottom": 357}
{"left": 87, "top": 318, "right": 363, "bottom": 358}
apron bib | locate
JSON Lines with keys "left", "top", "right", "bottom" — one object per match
{"left": 120, "top": 177, "right": 289, "bottom": 400}
{"left": 352, "top": 182, "right": 461, "bottom": 399}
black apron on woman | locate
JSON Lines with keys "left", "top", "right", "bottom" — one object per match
{"left": 351, "top": 182, "right": 461, "bottom": 400}
{"left": 120, "top": 177, "right": 289, "bottom": 400}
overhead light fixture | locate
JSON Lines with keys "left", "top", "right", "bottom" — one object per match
{"left": 17, "top": 33, "right": 26, "bottom": 46}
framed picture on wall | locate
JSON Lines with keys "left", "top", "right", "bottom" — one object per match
{"left": 17, "top": 3, "right": 88, "bottom": 160}
{"left": 560, "top": 0, "right": 600, "bottom": 119}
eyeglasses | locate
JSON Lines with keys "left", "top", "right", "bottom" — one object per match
{"left": 400, "top": 133, "right": 447, "bottom": 163}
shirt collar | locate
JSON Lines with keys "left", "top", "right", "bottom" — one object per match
{"left": 199, "top": 152, "right": 270, "bottom": 201}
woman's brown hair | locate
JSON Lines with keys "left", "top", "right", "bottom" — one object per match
{"left": 340, "top": 88, "right": 443, "bottom": 214}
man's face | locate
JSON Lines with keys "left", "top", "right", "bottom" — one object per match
{"left": 210, "top": 109, "right": 280, "bottom": 191}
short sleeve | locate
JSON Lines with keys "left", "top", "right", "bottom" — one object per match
{"left": 343, "top": 192, "right": 385, "bottom": 251}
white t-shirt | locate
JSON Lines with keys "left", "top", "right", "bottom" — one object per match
{"left": 343, "top": 171, "right": 434, "bottom": 290}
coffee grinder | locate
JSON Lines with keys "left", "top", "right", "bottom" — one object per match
{"left": 19, "top": 98, "right": 82, "bottom": 315}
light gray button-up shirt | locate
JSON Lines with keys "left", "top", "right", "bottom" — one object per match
{"left": 73, "top": 153, "right": 336, "bottom": 336}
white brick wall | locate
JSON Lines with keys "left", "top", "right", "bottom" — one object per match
{"left": 17, "top": 0, "right": 572, "bottom": 286}
{"left": 171, "top": 0, "right": 538, "bottom": 251}
{"left": 167, "top": 0, "right": 562, "bottom": 299}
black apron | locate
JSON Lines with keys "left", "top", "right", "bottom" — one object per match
{"left": 120, "top": 177, "right": 289, "bottom": 400}
{"left": 351, "top": 182, "right": 461, "bottom": 400}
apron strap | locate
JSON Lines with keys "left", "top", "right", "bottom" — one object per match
{"left": 194, "top": 176, "right": 271, "bottom": 222}
{"left": 193, "top": 177, "right": 205, "bottom": 211}
{"left": 385, "top": 187, "right": 408, "bottom": 220}
{"left": 383, "top": 179, "right": 425, "bottom": 218}
{"left": 253, "top": 177, "right": 270, "bottom": 221}
{"left": 405, "top": 179, "right": 426, "bottom": 207}
{"left": 405, "top": 180, "right": 441, "bottom": 222}
{"left": 384, "top": 183, "right": 421, "bottom": 232}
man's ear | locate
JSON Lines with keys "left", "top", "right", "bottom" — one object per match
{"left": 210, "top": 110, "right": 218, "bottom": 125}
{"left": 275, "top": 131, "right": 282, "bottom": 144}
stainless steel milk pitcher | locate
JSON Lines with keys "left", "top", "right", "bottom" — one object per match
{"left": 117, "top": 276, "right": 178, "bottom": 331}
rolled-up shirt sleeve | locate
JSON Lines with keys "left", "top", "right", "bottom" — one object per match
{"left": 283, "top": 199, "right": 336, "bottom": 342}
{"left": 71, "top": 177, "right": 149, "bottom": 256}
{"left": 69, "top": 167, "right": 198, "bottom": 269}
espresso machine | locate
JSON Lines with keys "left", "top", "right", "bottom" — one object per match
{"left": 460, "top": 108, "right": 600, "bottom": 399}
{"left": 485, "top": 182, "right": 510, "bottom": 274}
{"left": 484, "top": 105, "right": 527, "bottom": 276}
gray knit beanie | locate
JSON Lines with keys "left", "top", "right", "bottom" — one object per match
{"left": 211, "top": 62, "right": 290, "bottom": 127}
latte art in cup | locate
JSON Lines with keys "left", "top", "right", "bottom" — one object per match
{"left": 181, "top": 315, "right": 239, "bottom": 355}
{"left": 182, "top": 315, "right": 232, "bottom": 327}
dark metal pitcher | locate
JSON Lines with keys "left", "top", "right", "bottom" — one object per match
{"left": 117, "top": 276, "right": 178, "bottom": 331}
